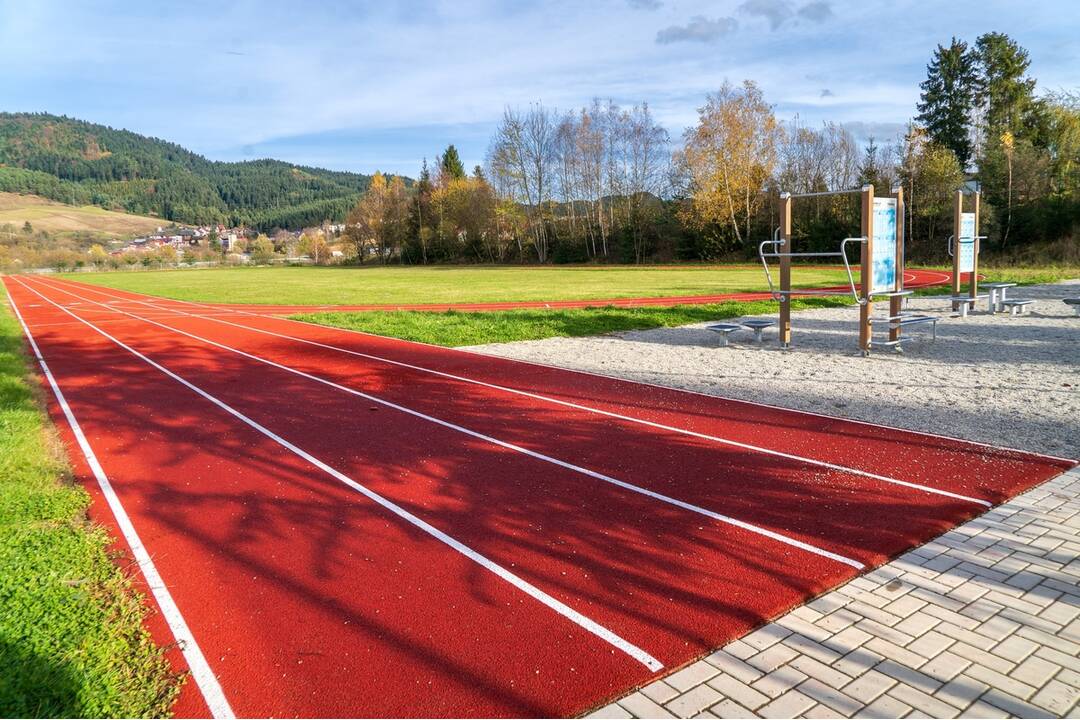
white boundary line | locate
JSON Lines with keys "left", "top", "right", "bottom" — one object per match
{"left": 12, "top": 276, "right": 665, "bottom": 672}
{"left": 22, "top": 275, "right": 865, "bottom": 569}
{"left": 3, "top": 283, "right": 236, "bottom": 719}
{"left": 36, "top": 277, "right": 1018, "bottom": 502}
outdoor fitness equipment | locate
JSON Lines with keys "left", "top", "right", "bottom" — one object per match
{"left": 760, "top": 184, "right": 931, "bottom": 356}
{"left": 946, "top": 189, "right": 986, "bottom": 315}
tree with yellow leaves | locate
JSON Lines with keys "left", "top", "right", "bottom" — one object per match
{"left": 678, "top": 80, "right": 783, "bottom": 248}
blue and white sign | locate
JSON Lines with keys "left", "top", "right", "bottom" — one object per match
{"left": 958, "top": 212, "right": 976, "bottom": 273}
{"left": 871, "top": 197, "right": 898, "bottom": 294}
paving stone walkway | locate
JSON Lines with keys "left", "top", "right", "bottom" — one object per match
{"left": 589, "top": 468, "right": 1080, "bottom": 719}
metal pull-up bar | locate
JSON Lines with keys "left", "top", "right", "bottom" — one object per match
{"left": 780, "top": 186, "right": 872, "bottom": 200}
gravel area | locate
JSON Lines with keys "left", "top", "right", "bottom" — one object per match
{"left": 466, "top": 280, "right": 1080, "bottom": 460}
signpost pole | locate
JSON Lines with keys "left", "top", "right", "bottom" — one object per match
{"left": 952, "top": 190, "right": 963, "bottom": 311}
{"left": 779, "top": 193, "right": 792, "bottom": 348}
{"left": 889, "top": 186, "right": 904, "bottom": 345}
{"left": 859, "top": 185, "right": 874, "bottom": 355}
{"left": 970, "top": 190, "right": 981, "bottom": 303}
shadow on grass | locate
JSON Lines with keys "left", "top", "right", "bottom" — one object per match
{"left": 296, "top": 297, "right": 853, "bottom": 347}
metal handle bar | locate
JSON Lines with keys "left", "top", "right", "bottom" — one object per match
{"left": 758, "top": 235, "right": 866, "bottom": 304}
{"left": 947, "top": 234, "right": 988, "bottom": 257}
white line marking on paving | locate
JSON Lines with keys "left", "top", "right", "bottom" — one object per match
{"left": 12, "top": 277, "right": 665, "bottom": 672}
{"left": 25, "top": 276, "right": 866, "bottom": 569}
{"left": 4, "top": 285, "right": 236, "bottom": 719}
{"left": 37, "top": 277, "right": 1009, "bottom": 501}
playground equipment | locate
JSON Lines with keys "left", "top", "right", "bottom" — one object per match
{"left": 760, "top": 184, "right": 936, "bottom": 356}
{"left": 947, "top": 189, "right": 987, "bottom": 316}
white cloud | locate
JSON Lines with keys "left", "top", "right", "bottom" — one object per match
{"left": 656, "top": 16, "right": 739, "bottom": 44}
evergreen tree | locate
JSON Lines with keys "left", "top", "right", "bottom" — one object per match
{"left": 857, "top": 137, "right": 886, "bottom": 188}
{"left": 916, "top": 38, "right": 979, "bottom": 168}
{"left": 440, "top": 145, "right": 466, "bottom": 181}
{"left": 975, "top": 32, "right": 1037, "bottom": 139}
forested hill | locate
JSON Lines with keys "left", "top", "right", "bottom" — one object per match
{"left": 0, "top": 113, "right": 380, "bottom": 230}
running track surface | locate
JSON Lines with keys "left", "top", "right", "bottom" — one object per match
{"left": 130, "top": 268, "right": 954, "bottom": 315}
{"left": 4, "top": 274, "right": 1071, "bottom": 719}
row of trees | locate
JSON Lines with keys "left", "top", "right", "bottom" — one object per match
{"left": 336, "top": 32, "right": 1075, "bottom": 266}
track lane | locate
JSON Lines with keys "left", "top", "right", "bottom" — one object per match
{"left": 9, "top": 277, "right": 864, "bottom": 717}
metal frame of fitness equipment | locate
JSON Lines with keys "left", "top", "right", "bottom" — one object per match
{"left": 760, "top": 184, "right": 906, "bottom": 356}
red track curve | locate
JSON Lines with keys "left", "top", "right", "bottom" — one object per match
{"left": 153, "top": 268, "right": 955, "bottom": 316}
{"left": 4, "top": 272, "right": 1067, "bottom": 718}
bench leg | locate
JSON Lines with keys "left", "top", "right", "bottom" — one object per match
{"left": 718, "top": 334, "right": 730, "bottom": 347}
{"left": 959, "top": 303, "right": 968, "bottom": 318}
{"left": 753, "top": 329, "right": 764, "bottom": 344}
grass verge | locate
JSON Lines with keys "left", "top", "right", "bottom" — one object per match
{"left": 0, "top": 284, "right": 180, "bottom": 717}
{"left": 295, "top": 297, "right": 853, "bottom": 347}
{"left": 65, "top": 264, "right": 851, "bottom": 306}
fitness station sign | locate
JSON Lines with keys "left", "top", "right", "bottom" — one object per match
{"left": 958, "top": 212, "right": 976, "bottom": 273}
{"left": 871, "top": 197, "right": 898, "bottom": 294}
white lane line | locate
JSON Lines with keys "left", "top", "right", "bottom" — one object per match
{"left": 23, "top": 276, "right": 866, "bottom": 570}
{"left": 38, "top": 278, "right": 1002, "bottom": 504}
{"left": 4, "top": 284, "right": 236, "bottom": 719}
{"left": 13, "top": 277, "right": 664, "bottom": 672}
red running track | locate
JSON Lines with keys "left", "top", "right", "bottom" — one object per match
{"left": 160, "top": 268, "right": 953, "bottom": 315}
{"left": 4, "top": 273, "right": 1070, "bottom": 719}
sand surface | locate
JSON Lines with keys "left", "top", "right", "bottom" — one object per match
{"left": 467, "top": 281, "right": 1080, "bottom": 459}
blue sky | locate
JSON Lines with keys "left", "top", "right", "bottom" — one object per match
{"left": 1, "top": 1, "right": 1077, "bottom": 177}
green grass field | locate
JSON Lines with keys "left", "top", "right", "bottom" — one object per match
{"left": 65, "top": 264, "right": 851, "bottom": 305}
{"left": 296, "top": 297, "right": 853, "bottom": 346}
{"left": 0, "top": 285, "right": 179, "bottom": 717}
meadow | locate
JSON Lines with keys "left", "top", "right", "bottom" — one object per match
{"left": 66, "top": 264, "right": 850, "bottom": 305}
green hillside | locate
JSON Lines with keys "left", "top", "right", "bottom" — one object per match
{"left": 0, "top": 113, "right": 377, "bottom": 230}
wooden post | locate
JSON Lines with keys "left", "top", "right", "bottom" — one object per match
{"left": 779, "top": 193, "right": 792, "bottom": 347}
{"left": 951, "top": 190, "right": 963, "bottom": 310}
{"left": 889, "top": 186, "right": 905, "bottom": 345}
{"left": 859, "top": 185, "right": 874, "bottom": 355}
{"left": 969, "top": 190, "right": 980, "bottom": 302}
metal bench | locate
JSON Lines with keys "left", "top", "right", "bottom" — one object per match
{"left": 946, "top": 294, "right": 988, "bottom": 318}
{"left": 741, "top": 318, "right": 776, "bottom": 344}
{"left": 706, "top": 323, "right": 743, "bottom": 347}
{"left": 1064, "top": 298, "right": 1080, "bottom": 317}
{"left": 892, "top": 314, "right": 939, "bottom": 341}
{"left": 1001, "top": 299, "right": 1034, "bottom": 316}
{"left": 982, "top": 282, "right": 1017, "bottom": 312}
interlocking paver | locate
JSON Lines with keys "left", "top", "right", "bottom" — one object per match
{"left": 705, "top": 672, "right": 770, "bottom": 711}
{"left": 842, "top": 669, "right": 895, "bottom": 705}
{"left": 745, "top": 642, "right": 798, "bottom": 674}
{"left": 618, "top": 693, "right": 676, "bottom": 719}
{"left": 752, "top": 665, "right": 808, "bottom": 699}
{"left": 756, "top": 689, "right": 816, "bottom": 719}
{"left": 665, "top": 662, "right": 719, "bottom": 692}
{"left": 919, "top": 650, "right": 971, "bottom": 683}
{"left": 665, "top": 685, "right": 723, "bottom": 717}
{"left": 1029, "top": 679, "right": 1079, "bottom": 716}
{"left": 935, "top": 675, "right": 989, "bottom": 710}
{"left": 797, "top": 678, "right": 862, "bottom": 717}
